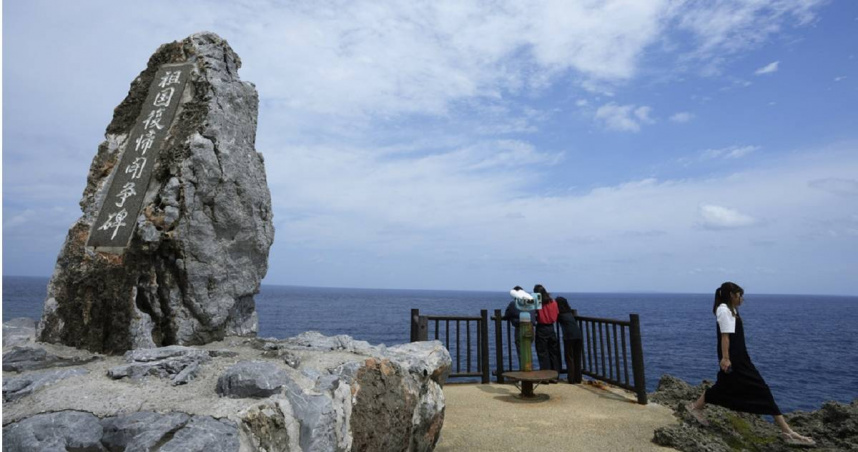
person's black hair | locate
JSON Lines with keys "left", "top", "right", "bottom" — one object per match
{"left": 556, "top": 296, "right": 573, "bottom": 313}
{"left": 533, "top": 284, "right": 551, "bottom": 302}
{"left": 512, "top": 285, "right": 523, "bottom": 291}
{"left": 712, "top": 281, "right": 744, "bottom": 316}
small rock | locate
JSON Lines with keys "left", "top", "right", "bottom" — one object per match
{"left": 216, "top": 361, "right": 288, "bottom": 398}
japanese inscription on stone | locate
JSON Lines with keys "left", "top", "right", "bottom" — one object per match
{"left": 86, "top": 63, "right": 193, "bottom": 252}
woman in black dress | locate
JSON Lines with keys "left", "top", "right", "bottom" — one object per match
{"left": 685, "top": 282, "right": 815, "bottom": 447}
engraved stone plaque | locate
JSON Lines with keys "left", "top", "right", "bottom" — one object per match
{"left": 86, "top": 63, "right": 193, "bottom": 252}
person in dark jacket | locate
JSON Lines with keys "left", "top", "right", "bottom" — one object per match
{"left": 556, "top": 297, "right": 583, "bottom": 384}
{"left": 533, "top": 284, "right": 561, "bottom": 374}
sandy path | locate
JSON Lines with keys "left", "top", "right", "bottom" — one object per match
{"left": 435, "top": 382, "right": 678, "bottom": 452}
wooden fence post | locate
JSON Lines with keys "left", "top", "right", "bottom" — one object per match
{"left": 480, "top": 309, "right": 490, "bottom": 384}
{"left": 629, "top": 314, "right": 647, "bottom": 405}
{"left": 494, "top": 309, "right": 504, "bottom": 384}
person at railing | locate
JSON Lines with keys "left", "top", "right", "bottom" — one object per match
{"left": 503, "top": 286, "right": 536, "bottom": 363}
{"left": 556, "top": 297, "right": 583, "bottom": 384}
{"left": 685, "top": 282, "right": 816, "bottom": 447}
{"left": 533, "top": 284, "right": 561, "bottom": 378}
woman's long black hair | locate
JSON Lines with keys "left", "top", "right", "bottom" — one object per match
{"left": 533, "top": 284, "right": 552, "bottom": 303}
{"left": 712, "top": 281, "right": 744, "bottom": 316}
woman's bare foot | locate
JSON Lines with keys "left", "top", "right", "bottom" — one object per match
{"left": 781, "top": 431, "right": 816, "bottom": 447}
{"left": 684, "top": 402, "right": 709, "bottom": 427}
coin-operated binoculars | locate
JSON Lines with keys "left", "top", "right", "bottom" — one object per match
{"left": 510, "top": 288, "right": 542, "bottom": 371}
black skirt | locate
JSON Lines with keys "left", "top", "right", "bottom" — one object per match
{"left": 704, "top": 315, "right": 781, "bottom": 416}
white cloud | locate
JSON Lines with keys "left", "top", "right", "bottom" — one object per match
{"left": 675, "top": 1, "right": 822, "bottom": 63}
{"left": 754, "top": 61, "right": 780, "bottom": 75}
{"left": 698, "top": 204, "right": 757, "bottom": 229}
{"left": 594, "top": 103, "right": 655, "bottom": 132}
{"left": 834, "top": 76, "right": 847, "bottom": 82}
{"left": 670, "top": 112, "right": 695, "bottom": 123}
{"left": 701, "top": 145, "right": 759, "bottom": 159}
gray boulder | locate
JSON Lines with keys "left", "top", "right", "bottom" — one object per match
{"left": 37, "top": 31, "right": 274, "bottom": 354}
{"left": 3, "top": 368, "right": 89, "bottom": 402}
{"left": 2, "top": 410, "right": 104, "bottom": 452}
{"left": 216, "top": 360, "right": 288, "bottom": 398}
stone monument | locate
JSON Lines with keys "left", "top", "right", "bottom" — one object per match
{"left": 37, "top": 32, "right": 274, "bottom": 354}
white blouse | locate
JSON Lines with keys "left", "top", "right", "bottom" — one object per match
{"left": 715, "top": 303, "right": 736, "bottom": 334}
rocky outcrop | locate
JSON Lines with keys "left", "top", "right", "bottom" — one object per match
{"left": 650, "top": 374, "right": 858, "bottom": 451}
{"left": 4, "top": 320, "right": 451, "bottom": 452}
{"left": 37, "top": 31, "right": 274, "bottom": 354}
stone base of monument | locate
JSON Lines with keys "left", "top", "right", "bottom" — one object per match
{"left": 3, "top": 319, "right": 451, "bottom": 452}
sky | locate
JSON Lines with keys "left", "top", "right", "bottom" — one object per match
{"left": 2, "top": 0, "right": 857, "bottom": 295}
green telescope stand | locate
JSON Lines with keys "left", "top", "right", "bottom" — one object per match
{"left": 519, "top": 312, "right": 534, "bottom": 371}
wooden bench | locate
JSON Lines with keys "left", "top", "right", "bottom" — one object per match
{"left": 502, "top": 370, "right": 558, "bottom": 398}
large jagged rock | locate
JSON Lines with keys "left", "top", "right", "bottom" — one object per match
{"left": 650, "top": 374, "right": 858, "bottom": 451}
{"left": 3, "top": 324, "right": 451, "bottom": 452}
{"left": 37, "top": 31, "right": 274, "bottom": 354}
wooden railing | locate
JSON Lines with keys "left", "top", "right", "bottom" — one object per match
{"left": 577, "top": 314, "right": 647, "bottom": 404}
{"left": 410, "top": 309, "right": 490, "bottom": 383}
{"left": 411, "top": 307, "right": 647, "bottom": 404}
{"left": 492, "top": 309, "right": 647, "bottom": 404}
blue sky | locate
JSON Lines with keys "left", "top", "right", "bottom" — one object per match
{"left": 3, "top": 0, "right": 857, "bottom": 295}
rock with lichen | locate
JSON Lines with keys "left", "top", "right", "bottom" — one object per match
{"left": 36, "top": 32, "right": 274, "bottom": 354}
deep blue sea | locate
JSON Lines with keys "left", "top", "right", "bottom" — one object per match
{"left": 3, "top": 275, "right": 856, "bottom": 413}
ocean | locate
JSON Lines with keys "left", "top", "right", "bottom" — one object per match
{"left": 3, "top": 275, "right": 856, "bottom": 413}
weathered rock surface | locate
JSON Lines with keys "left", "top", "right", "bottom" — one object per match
{"left": 107, "top": 345, "right": 213, "bottom": 385}
{"left": 3, "top": 322, "right": 451, "bottom": 451}
{"left": 37, "top": 31, "right": 274, "bottom": 354}
{"left": 650, "top": 374, "right": 858, "bottom": 451}
{"left": 3, "top": 345, "right": 100, "bottom": 372}
{"left": 217, "top": 360, "right": 289, "bottom": 398}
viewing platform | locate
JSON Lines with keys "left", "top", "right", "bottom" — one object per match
{"left": 436, "top": 382, "right": 677, "bottom": 451}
